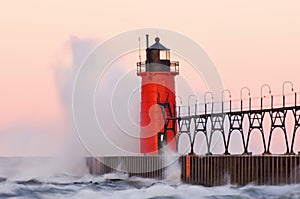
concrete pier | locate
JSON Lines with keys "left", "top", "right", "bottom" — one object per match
{"left": 87, "top": 155, "right": 300, "bottom": 186}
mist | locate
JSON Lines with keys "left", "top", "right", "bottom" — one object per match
{"left": 0, "top": 36, "right": 102, "bottom": 179}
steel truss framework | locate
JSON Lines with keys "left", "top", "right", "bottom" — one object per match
{"left": 158, "top": 93, "right": 300, "bottom": 155}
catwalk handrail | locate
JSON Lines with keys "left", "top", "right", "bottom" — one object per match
{"left": 158, "top": 83, "right": 300, "bottom": 156}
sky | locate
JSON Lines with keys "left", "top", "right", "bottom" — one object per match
{"left": 0, "top": 0, "right": 300, "bottom": 156}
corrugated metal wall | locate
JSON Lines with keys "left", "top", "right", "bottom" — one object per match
{"left": 86, "top": 155, "right": 300, "bottom": 186}
{"left": 181, "top": 155, "right": 300, "bottom": 186}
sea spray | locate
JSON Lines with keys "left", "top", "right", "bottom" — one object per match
{"left": 161, "top": 146, "right": 182, "bottom": 184}
{"left": 1, "top": 157, "right": 300, "bottom": 198}
{"left": 0, "top": 157, "right": 88, "bottom": 181}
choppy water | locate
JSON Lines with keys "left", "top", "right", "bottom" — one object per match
{"left": 0, "top": 157, "right": 300, "bottom": 198}
{"left": 0, "top": 173, "right": 300, "bottom": 199}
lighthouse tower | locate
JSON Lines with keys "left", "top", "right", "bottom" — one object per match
{"left": 137, "top": 35, "right": 179, "bottom": 154}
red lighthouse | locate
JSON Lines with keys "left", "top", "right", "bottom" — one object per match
{"left": 137, "top": 35, "right": 179, "bottom": 154}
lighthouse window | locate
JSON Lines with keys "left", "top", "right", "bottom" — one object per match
{"left": 166, "top": 51, "right": 170, "bottom": 60}
{"left": 160, "top": 50, "right": 170, "bottom": 60}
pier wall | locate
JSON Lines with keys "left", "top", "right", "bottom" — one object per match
{"left": 182, "top": 155, "right": 300, "bottom": 186}
{"left": 86, "top": 155, "right": 300, "bottom": 186}
{"left": 86, "top": 156, "right": 165, "bottom": 179}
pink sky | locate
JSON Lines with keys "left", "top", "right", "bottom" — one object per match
{"left": 0, "top": 0, "right": 300, "bottom": 155}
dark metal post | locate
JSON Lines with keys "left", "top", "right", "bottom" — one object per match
{"left": 204, "top": 92, "right": 213, "bottom": 115}
{"left": 222, "top": 89, "right": 232, "bottom": 113}
{"left": 271, "top": 95, "right": 273, "bottom": 109}
{"left": 249, "top": 97, "right": 251, "bottom": 111}
{"left": 241, "top": 100, "right": 243, "bottom": 112}
{"left": 146, "top": 34, "right": 149, "bottom": 48}
{"left": 282, "top": 81, "right": 294, "bottom": 108}
{"left": 222, "top": 101, "right": 224, "bottom": 113}
{"left": 240, "top": 87, "right": 251, "bottom": 112}
{"left": 260, "top": 84, "right": 272, "bottom": 110}
{"left": 188, "top": 94, "right": 197, "bottom": 116}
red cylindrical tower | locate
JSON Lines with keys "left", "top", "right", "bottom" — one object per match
{"left": 137, "top": 36, "right": 179, "bottom": 154}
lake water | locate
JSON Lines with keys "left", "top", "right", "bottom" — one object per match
{"left": 0, "top": 157, "right": 300, "bottom": 198}
{"left": 1, "top": 173, "right": 300, "bottom": 199}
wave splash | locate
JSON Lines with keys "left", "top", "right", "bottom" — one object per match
{"left": 0, "top": 173, "right": 300, "bottom": 199}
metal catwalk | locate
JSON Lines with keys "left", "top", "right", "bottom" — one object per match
{"left": 158, "top": 82, "right": 300, "bottom": 156}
